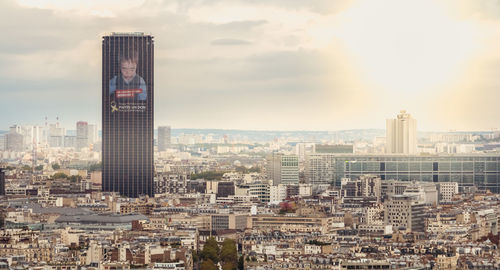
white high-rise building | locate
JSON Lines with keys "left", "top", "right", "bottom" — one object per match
{"left": 76, "top": 121, "right": 88, "bottom": 150}
{"left": 386, "top": 110, "right": 417, "bottom": 154}
{"left": 158, "top": 126, "right": 171, "bottom": 151}
{"left": 266, "top": 153, "right": 299, "bottom": 186}
{"left": 384, "top": 194, "right": 425, "bottom": 232}
{"left": 270, "top": 184, "right": 287, "bottom": 203}
{"left": 87, "top": 124, "right": 98, "bottom": 145}
{"left": 438, "top": 182, "right": 459, "bottom": 202}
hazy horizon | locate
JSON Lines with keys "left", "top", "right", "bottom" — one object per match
{"left": 1, "top": 0, "right": 500, "bottom": 131}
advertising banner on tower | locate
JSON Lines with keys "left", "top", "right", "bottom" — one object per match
{"left": 104, "top": 38, "right": 152, "bottom": 114}
{"left": 102, "top": 33, "right": 154, "bottom": 198}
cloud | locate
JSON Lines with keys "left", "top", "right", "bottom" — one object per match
{"left": 211, "top": 38, "right": 252, "bottom": 46}
{"left": 0, "top": 0, "right": 499, "bottom": 131}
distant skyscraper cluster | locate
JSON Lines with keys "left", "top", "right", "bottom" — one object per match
{"left": 386, "top": 110, "right": 417, "bottom": 154}
{"left": 0, "top": 121, "right": 98, "bottom": 151}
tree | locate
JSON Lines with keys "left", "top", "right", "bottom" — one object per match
{"left": 69, "top": 175, "right": 82, "bottom": 183}
{"left": 22, "top": 165, "right": 31, "bottom": 171}
{"left": 53, "top": 172, "right": 68, "bottom": 179}
{"left": 222, "top": 263, "right": 235, "bottom": 270}
{"left": 238, "top": 255, "right": 244, "bottom": 270}
{"left": 52, "top": 163, "right": 60, "bottom": 170}
{"left": 200, "top": 259, "right": 217, "bottom": 270}
{"left": 35, "top": 165, "right": 44, "bottom": 171}
{"left": 248, "top": 166, "right": 261, "bottom": 173}
{"left": 192, "top": 250, "right": 199, "bottom": 264}
{"left": 89, "top": 162, "right": 102, "bottom": 172}
{"left": 201, "top": 237, "right": 220, "bottom": 263}
{"left": 0, "top": 211, "right": 5, "bottom": 228}
{"left": 279, "top": 201, "right": 296, "bottom": 214}
{"left": 191, "top": 171, "right": 225, "bottom": 180}
{"left": 220, "top": 239, "right": 238, "bottom": 266}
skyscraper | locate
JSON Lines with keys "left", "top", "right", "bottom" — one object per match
{"left": 157, "top": 126, "right": 171, "bottom": 151}
{"left": 386, "top": 110, "right": 417, "bottom": 154}
{"left": 87, "top": 124, "right": 98, "bottom": 145}
{"left": 76, "top": 121, "right": 88, "bottom": 150}
{"left": 5, "top": 131, "right": 23, "bottom": 151}
{"left": 0, "top": 168, "right": 5, "bottom": 196}
{"left": 102, "top": 33, "right": 154, "bottom": 198}
{"left": 266, "top": 153, "right": 299, "bottom": 186}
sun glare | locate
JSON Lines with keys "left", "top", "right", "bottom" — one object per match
{"left": 333, "top": 0, "right": 481, "bottom": 95}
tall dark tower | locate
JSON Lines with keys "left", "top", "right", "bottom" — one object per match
{"left": 0, "top": 168, "right": 5, "bottom": 196}
{"left": 102, "top": 32, "right": 154, "bottom": 198}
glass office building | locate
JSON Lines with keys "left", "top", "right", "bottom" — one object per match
{"left": 102, "top": 33, "right": 154, "bottom": 197}
{"left": 306, "top": 154, "right": 500, "bottom": 193}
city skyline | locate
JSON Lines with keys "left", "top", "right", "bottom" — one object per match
{"left": 1, "top": 2, "right": 499, "bottom": 269}
{"left": 1, "top": 0, "right": 500, "bottom": 131}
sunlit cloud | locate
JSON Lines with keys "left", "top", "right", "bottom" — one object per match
{"left": 0, "top": 0, "right": 499, "bottom": 131}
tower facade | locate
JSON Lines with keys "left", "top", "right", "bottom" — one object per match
{"left": 76, "top": 121, "right": 88, "bottom": 150}
{"left": 0, "top": 168, "right": 5, "bottom": 196}
{"left": 102, "top": 33, "right": 154, "bottom": 197}
{"left": 158, "top": 126, "right": 171, "bottom": 151}
{"left": 386, "top": 110, "right": 417, "bottom": 154}
{"left": 266, "top": 153, "right": 299, "bottom": 186}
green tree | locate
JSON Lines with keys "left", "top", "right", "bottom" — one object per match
{"left": 89, "top": 162, "right": 102, "bottom": 172}
{"left": 35, "top": 165, "right": 44, "bottom": 171}
{"left": 22, "top": 165, "right": 31, "bottom": 171}
{"left": 238, "top": 255, "right": 244, "bottom": 270}
{"left": 222, "top": 263, "right": 235, "bottom": 270}
{"left": 192, "top": 250, "right": 199, "bottom": 264}
{"left": 52, "top": 163, "right": 60, "bottom": 170}
{"left": 191, "top": 171, "right": 225, "bottom": 180}
{"left": 0, "top": 211, "right": 5, "bottom": 228}
{"left": 69, "top": 175, "right": 82, "bottom": 183}
{"left": 53, "top": 172, "right": 68, "bottom": 179}
{"left": 248, "top": 166, "right": 261, "bottom": 173}
{"left": 220, "top": 238, "right": 237, "bottom": 266}
{"left": 201, "top": 237, "right": 220, "bottom": 263}
{"left": 200, "top": 259, "right": 217, "bottom": 270}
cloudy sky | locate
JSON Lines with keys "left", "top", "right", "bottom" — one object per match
{"left": 1, "top": 0, "right": 499, "bottom": 131}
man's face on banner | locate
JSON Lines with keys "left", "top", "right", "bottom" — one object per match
{"left": 121, "top": 60, "right": 137, "bottom": 81}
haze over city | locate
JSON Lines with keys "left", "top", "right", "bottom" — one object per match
{"left": 1, "top": 0, "right": 500, "bottom": 131}
{"left": 1, "top": 1, "right": 500, "bottom": 270}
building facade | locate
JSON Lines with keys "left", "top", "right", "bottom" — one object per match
{"left": 438, "top": 182, "right": 459, "bottom": 202}
{"left": 76, "top": 121, "right": 88, "bottom": 150}
{"left": 305, "top": 154, "right": 500, "bottom": 193}
{"left": 386, "top": 110, "right": 417, "bottom": 154}
{"left": 102, "top": 33, "right": 154, "bottom": 198}
{"left": 157, "top": 126, "right": 171, "bottom": 152}
{"left": 5, "top": 132, "right": 24, "bottom": 152}
{"left": 0, "top": 168, "right": 5, "bottom": 196}
{"left": 384, "top": 194, "right": 425, "bottom": 232}
{"left": 266, "top": 153, "right": 299, "bottom": 185}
